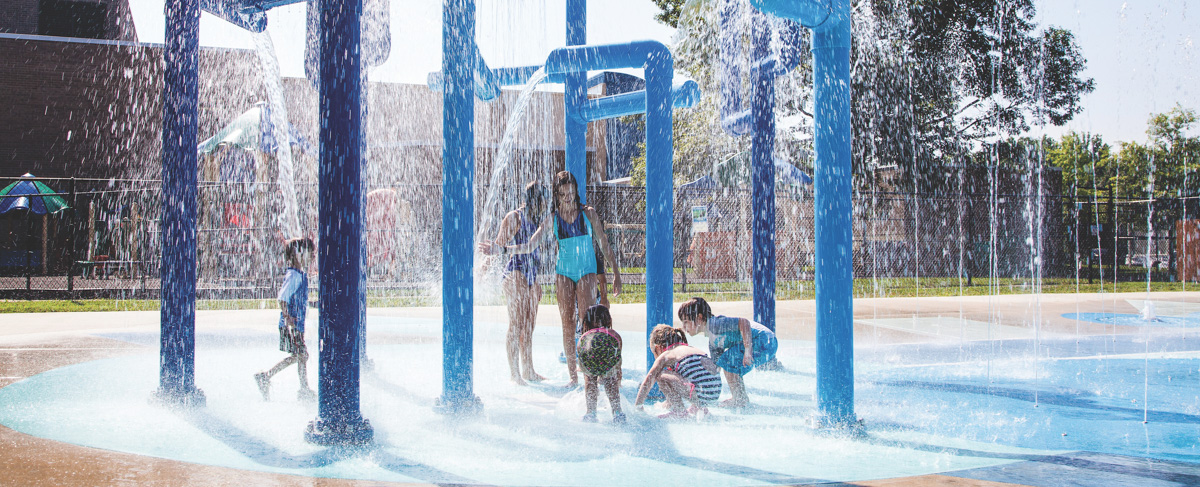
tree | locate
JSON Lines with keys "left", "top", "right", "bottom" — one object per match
{"left": 1046, "top": 132, "right": 1114, "bottom": 200}
{"left": 1145, "top": 105, "right": 1200, "bottom": 199}
{"left": 649, "top": 0, "right": 684, "bottom": 27}
{"left": 650, "top": 0, "right": 1096, "bottom": 184}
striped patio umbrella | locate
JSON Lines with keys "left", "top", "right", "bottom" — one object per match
{"left": 0, "top": 173, "right": 70, "bottom": 215}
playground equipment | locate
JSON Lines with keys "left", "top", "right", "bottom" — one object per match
{"left": 155, "top": 0, "right": 850, "bottom": 444}
{"left": 435, "top": 0, "right": 698, "bottom": 407}
{"left": 719, "top": 0, "right": 854, "bottom": 426}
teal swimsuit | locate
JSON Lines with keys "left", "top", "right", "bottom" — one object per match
{"left": 554, "top": 211, "right": 597, "bottom": 282}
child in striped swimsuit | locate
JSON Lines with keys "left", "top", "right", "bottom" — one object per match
{"left": 635, "top": 324, "right": 723, "bottom": 419}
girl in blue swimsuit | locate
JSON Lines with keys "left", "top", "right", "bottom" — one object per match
{"left": 480, "top": 182, "right": 547, "bottom": 385}
{"left": 480, "top": 171, "right": 623, "bottom": 387}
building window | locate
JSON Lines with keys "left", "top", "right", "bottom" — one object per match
{"left": 38, "top": 0, "right": 108, "bottom": 40}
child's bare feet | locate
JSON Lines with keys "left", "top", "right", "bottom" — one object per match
{"left": 254, "top": 372, "right": 270, "bottom": 401}
{"left": 523, "top": 371, "right": 546, "bottom": 382}
{"left": 612, "top": 412, "right": 627, "bottom": 424}
{"left": 511, "top": 376, "right": 529, "bottom": 386}
{"left": 566, "top": 379, "right": 579, "bottom": 389}
{"left": 719, "top": 397, "right": 748, "bottom": 409}
{"left": 298, "top": 388, "right": 316, "bottom": 402}
{"left": 657, "top": 409, "right": 692, "bottom": 420}
{"left": 581, "top": 411, "right": 598, "bottom": 423}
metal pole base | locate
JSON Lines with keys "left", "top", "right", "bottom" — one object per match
{"left": 151, "top": 387, "right": 206, "bottom": 409}
{"left": 305, "top": 417, "right": 374, "bottom": 446}
{"left": 432, "top": 394, "right": 483, "bottom": 416}
{"left": 810, "top": 415, "right": 865, "bottom": 437}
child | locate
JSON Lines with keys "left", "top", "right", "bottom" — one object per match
{"left": 255, "top": 237, "right": 317, "bottom": 402}
{"left": 577, "top": 304, "right": 625, "bottom": 424}
{"left": 635, "top": 324, "right": 722, "bottom": 419}
{"left": 677, "top": 297, "right": 778, "bottom": 408}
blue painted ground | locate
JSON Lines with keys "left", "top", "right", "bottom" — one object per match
{"left": 1065, "top": 312, "right": 1200, "bottom": 328}
{"left": 0, "top": 314, "right": 1198, "bottom": 485}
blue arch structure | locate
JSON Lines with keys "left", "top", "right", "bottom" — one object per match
{"left": 741, "top": 0, "right": 856, "bottom": 426}
{"left": 434, "top": 0, "right": 697, "bottom": 404}
{"left": 545, "top": 39, "right": 678, "bottom": 369}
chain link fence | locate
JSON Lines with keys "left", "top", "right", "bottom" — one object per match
{"left": 0, "top": 175, "right": 1190, "bottom": 299}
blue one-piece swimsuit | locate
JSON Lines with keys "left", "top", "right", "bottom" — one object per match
{"left": 554, "top": 211, "right": 597, "bottom": 282}
{"left": 504, "top": 210, "right": 539, "bottom": 285}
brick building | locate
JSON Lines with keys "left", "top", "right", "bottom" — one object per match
{"left": 0, "top": 1, "right": 638, "bottom": 291}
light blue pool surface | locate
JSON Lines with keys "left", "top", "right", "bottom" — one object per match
{"left": 1, "top": 315, "right": 1198, "bottom": 486}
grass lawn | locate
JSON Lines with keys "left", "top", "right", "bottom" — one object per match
{"left": 3, "top": 274, "right": 1193, "bottom": 313}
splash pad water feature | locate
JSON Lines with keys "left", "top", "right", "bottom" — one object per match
{"left": 3, "top": 0, "right": 1200, "bottom": 485}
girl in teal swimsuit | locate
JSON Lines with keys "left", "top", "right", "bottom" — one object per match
{"left": 481, "top": 171, "right": 622, "bottom": 387}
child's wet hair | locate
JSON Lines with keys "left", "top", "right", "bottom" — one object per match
{"left": 284, "top": 237, "right": 315, "bottom": 262}
{"left": 582, "top": 304, "right": 612, "bottom": 331}
{"left": 677, "top": 297, "right": 713, "bottom": 322}
{"left": 524, "top": 181, "right": 546, "bottom": 214}
{"left": 649, "top": 324, "right": 688, "bottom": 348}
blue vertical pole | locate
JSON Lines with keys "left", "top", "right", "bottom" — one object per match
{"left": 436, "top": 0, "right": 481, "bottom": 414}
{"left": 812, "top": 14, "right": 854, "bottom": 426}
{"left": 306, "top": 0, "right": 373, "bottom": 445}
{"left": 157, "top": 0, "right": 204, "bottom": 408}
{"left": 565, "top": 0, "right": 587, "bottom": 204}
{"left": 358, "top": 69, "right": 371, "bottom": 371}
{"left": 749, "top": 14, "right": 776, "bottom": 332}
{"left": 644, "top": 50, "right": 673, "bottom": 369}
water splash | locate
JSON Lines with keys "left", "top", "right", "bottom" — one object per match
{"left": 251, "top": 30, "right": 301, "bottom": 240}
{"left": 475, "top": 68, "right": 551, "bottom": 293}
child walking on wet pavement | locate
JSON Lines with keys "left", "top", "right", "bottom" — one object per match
{"left": 576, "top": 304, "right": 625, "bottom": 424}
{"left": 677, "top": 297, "right": 778, "bottom": 408}
{"left": 635, "top": 324, "right": 722, "bottom": 419}
{"left": 255, "top": 237, "right": 317, "bottom": 402}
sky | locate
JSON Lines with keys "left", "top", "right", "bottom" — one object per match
{"left": 126, "top": 0, "right": 1196, "bottom": 146}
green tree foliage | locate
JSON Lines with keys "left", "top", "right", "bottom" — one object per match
{"left": 649, "top": 0, "right": 1095, "bottom": 185}
{"left": 1144, "top": 106, "right": 1200, "bottom": 198}
{"left": 1045, "top": 132, "right": 1113, "bottom": 199}
{"left": 1044, "top": 106, "right": 1199, "bottom": 201}
{"left": 861, "top": 0, "right": 1094, "bottom": 179}
{"left": 650, "top": 0, "right": 685, "bottom": 27}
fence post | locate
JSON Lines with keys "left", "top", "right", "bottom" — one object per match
{"left": 68, "top": 178, "right": 76, "bottom": 294}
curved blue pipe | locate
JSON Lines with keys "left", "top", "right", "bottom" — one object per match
{"left": 578, "top": 80, "right": 699, "bottom": 122}
{"left": 719, "top": 0, "right": 855, "bottom": 426}
{"left": 564, "top": 0, "right": 587, "bottom": 206}
{"left": 753, "top": 0, "right": 855, "bottom": 427}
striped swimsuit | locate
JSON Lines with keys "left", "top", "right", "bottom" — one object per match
{"left": 668, "top": 354, "right": 722, "bottom": 405}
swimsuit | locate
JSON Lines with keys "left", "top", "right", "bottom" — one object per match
{"left": 666, "top": 352, "right": 722, "bottom": 405}
{"left": 578, "top": 327, "right": 621, "bottom": 378}
{"left": 706, "top": 315, "right": 778, "bottom": 375}
{"left": 277, "top": 267, "right": 308, "bottom": 354}
{"left": 554, "top": 211, "right": 597, "bottom": 282}
{"left": 503, "top": 210, "right": 539, "bottom": 285}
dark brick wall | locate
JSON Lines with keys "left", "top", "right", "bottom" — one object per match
{"left": 0, "top": 36, "right": 264, "bottom": 180}
{"left": 0, "top": 0, "right": 135, "bottom": 41}
{"left": 0, "top": 1, "right": 40, "bottom": 35}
